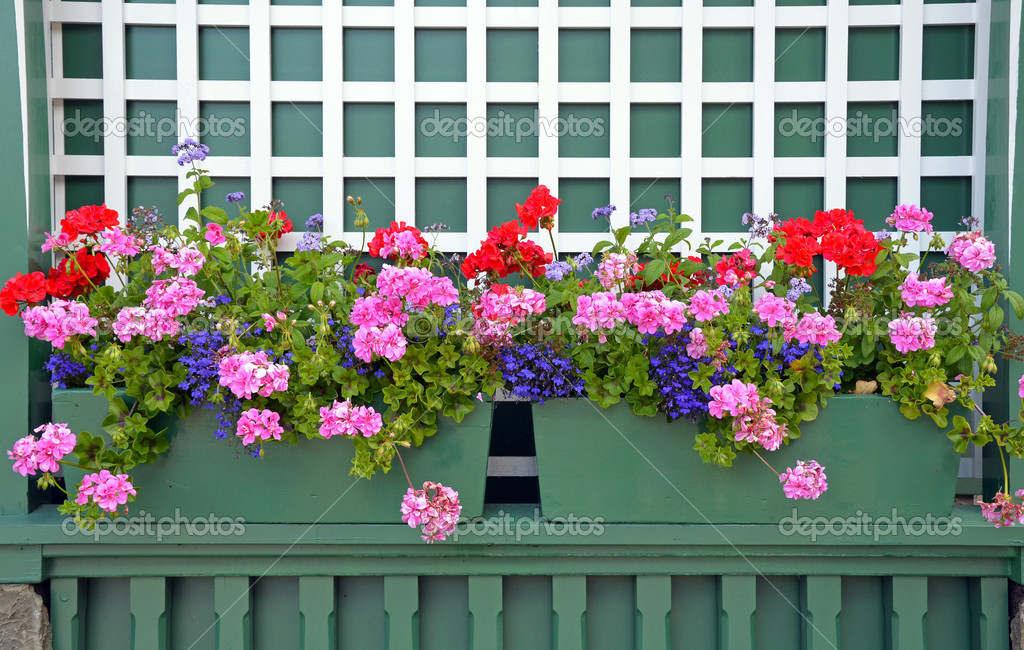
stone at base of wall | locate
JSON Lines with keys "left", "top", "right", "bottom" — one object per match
{"left": 1012, "top": 581, "right": 1024, "bottom": 650}
{"left": 0, "top": 585, "right": 51, "bottom": 650}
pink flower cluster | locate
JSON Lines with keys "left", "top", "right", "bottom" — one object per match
{"left": 688, "top": 289, "right": 730, "bottom": 322}
{"left": 22, "top": 300, "right": 98, "bottom": 349}
{"left": 473, "top": 286, "right": 546, "bottom": 341}
{"left": 236, "top": 408, "right": 285, "bottom": 446}
{"left": 596, "top": 252, "right": 639, "bottom": 290}
{"left": 708, "top": 380, "right": 787, "bottom": 451}
{"left": 686, "top": 328, "right": 708, "bottom": 358}
{"left": 318, "top": 400, "right": 384, "bottom": 438}
{"left": 111, "top": 306, "right": 177, "bottom": 342}
{"left": 886, "top": 204, "right": 934, "bottom": 233}
{"left": 898, "top": 273, "right": 953, "bottom": 308}
{"left": 7, "top": 423, "right": 77, "bottom": 476}
{"left": 377, "top": 265, "right": 459, "bottom": 310}
{"left": 41, "top": 231, "right": 72, "bottom": 252}
{"left": 218, "top": 350, "right": 290, "bottom": 399}
{"left": 205, "top": 223, "right": 226, "bottom": 246}
{"left": 620, "top": 291, "right": 688, "bottom": 335}
{"left": 96, "top": 227, "right": 140, "bottom": 257}
{"left": 888, "top": 313, "right": 937, "bottom": 354}
{"left": 143, "top": 277, "right": 204, "bottom": 317}
{"left": 350, "top": 296, "right": 408, "bottom": 329}
{"left": 947, "top": 232, "right": 996, "bottom": 273}
{"left": 753, "top": 295, "right": 796, "bottom": 328}
{"left": 786, "top": 312, "right": 842, "bottom": 346}
{"left": 151, "top": 246, "right": 206, "bottom": 276}
{"left": 400, "top": 481, "right": 462, "bottom": 542}
{"left": 572, "top": 291, "right": 625, "bottom": 342}
{"left": 75, "top": 470, "right": 137, "bottom": 513}
{"left": 110, "top": 277, "right": 205, "bottom": 343}
{"left": 354, "top": 324, "right": 408, "bottom": 362}
{"left": 1019, "top": 373, "right": 1024, "bottom": 399}
{"left": 980, "top": 490, "right": 1024, "bottom": 527}
{"left": 779, "top": 460, "right": 828, "bottom": 500}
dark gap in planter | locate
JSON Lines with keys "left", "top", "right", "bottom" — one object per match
{"left": 485, "top": 401, "right": 539, "bottom": 504}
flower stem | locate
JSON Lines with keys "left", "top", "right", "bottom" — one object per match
{"left": 751, "top": 449, "right": 780, "bottom": 477}
{"left": 395, "top": 448, "right": 414, "bottom": 490}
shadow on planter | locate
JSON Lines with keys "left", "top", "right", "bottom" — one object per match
{"left": 53, "top": 389, "right": 493, "bottom": 524}
{"left": 533, "top": 395, "right": 962, "bottom": 524}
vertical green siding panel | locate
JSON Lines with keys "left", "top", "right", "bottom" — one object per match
{"left": 719, "top": 576, "right": 756, "bottom": 650}
{"left": 51, "top": 578, "right": 87, "bottom": 650}
{"left": 754, "top": 576, "right": 801, "bottom": 650}
{"left": 636, "top": 576, "right": 671, "bottom": 650}
{"left": 384, "top": 576, "right": 419, "bottom": 650}
{"left": 468, "top": 576, "right": 503, "bottom": 650}
{"left": 504, "top": 576, "right": 553, "bottom": 650}
{"left": 299, "top": 576, "right": 335, "bottom": 650}
{"left": 971, "top": 578, "right": 1008, "bottom": 650}
{"left": 671, "top": 576, "right": 718, "bottom": 649}
{"left": 552, "top": 575, "right": 586, "bottom": 650}
{"left": 337, "top": 577, "right": 386, "bottom": 649}
{"left": 214, "top": 576, "right": 252, "bottom": 650}
{"left": 86, "top": 579, "right": 132, "bottom": 649}
{"left": 927, "top": 577, "right": 971, "bottom": 650}
{"left": 253, "top": 577, "right": 300, "bottom": 650}
{"left": 802, "top": 576, "right": 841, "bottom": 650}
{"left": 420, "top": 576, "right": 469, "bottom": 650}
{"left": 841, "top": 577, "right": 886, "bottom": 650}
{"left": 886, "top": 576, "right": 928, "bottom": 650}
{"left": 130, "top": 576, "right": 170, "bottom": 650}
{"left": 586, "top": 576, "right": 635, "bottom": 650}
{"left": 169, "top": 578, "right": 215, "bottom": 650}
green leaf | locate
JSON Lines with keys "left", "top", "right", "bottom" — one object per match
{"left": 989, "top": 304, "right": 1005, "bottom": 329}
{"left": 591, "top": 240, "right": 613, "bottom": 256}
{"left": 310, "top": 281, "right": 325, "bottom": 305}
{"left": 663, "top": 228, "right": 692, "bottom": 251}
{"left": 176, "top": 188, "right": 195, "bottom": 206}
{"left": 892, "top": 252, "right": 916, "bottom": 268}
{"left": 899, "top": 402, "right": 921, "bottom": 420}
{"left": 945, "top": 345, "right": 968, "bottom": 365}
{"left": 200, "top": 206, "right": 228, "bottom": 223}
{"left": 185, "top": 206, "right": 200, "bottom": 225}
{"left": 613, "top": 225, "right": 631, "bottom": 246}
{"left": 641, "top": 259, "right": 668, "bottom": 284}
{"left": 1006, "top": 290, "right": 1024, "bottom": 320}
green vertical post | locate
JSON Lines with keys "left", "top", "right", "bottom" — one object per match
{"left": 298, "top": 576, "right": 335, "bottom": 650}
{"left": 130, "top": 576, "right": 169, "bottom": 649}
{"left": 214, "top": 576, "right": 252, "bottom": 650}
{"left": 51, "top": 578, "right": 87, "bottom": 650}
{"left": 971, "top": 577, "right": 1009, "bottom": 650}
{"left": 552, "top": 575, "right": 586, "bottom": 650}
{"left": 719, "top": 576, "right": 756, "bottom": 650}
{"left": 885, "top": 576, "right": 927, "bottom": 650}
{"left": 635, "top": 575, "right": 671, "bottom": 650}
{"left": 384, "top": 576, "right": 418, "bottom": 650}
{"left": 468, "top": 576, "right": 502, "bottom": 649}
{"left": 802, "top": 576, "right": 841, "bottom": 650}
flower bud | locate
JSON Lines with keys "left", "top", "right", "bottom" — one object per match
{"left": 982, "top": 355, "right": 998, "bottom": 374}
{"left": 463, "top": 336, "right": 480, "bottom": 355}
{"left": 928, "top": 351, "right": 942, "bottom": 367}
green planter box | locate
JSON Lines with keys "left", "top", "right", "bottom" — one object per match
{"left": 533, "top": 395, "right": 962, "bottom": 524}
{"left": 53, "top": 389, "right": 493, "bottom": 524}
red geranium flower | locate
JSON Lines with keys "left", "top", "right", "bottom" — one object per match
{"left": 462, "top": 220, "right": 552, "bottom": 279}
{"left": 771, "top": 217, "right": 821, "bottom": 270}
{"left": 0, "top": 271, "right": 48, "bottom": 315}
{"left": 46, "top": 249, "right": 110, "bottom": 299}
{"left": 515, "top": 185, "right": 561, "bottom": 231}
{"left": 60, "top": 204, "right": 119, "bottom": 240}
{"left": 353, "top": 263, "right": 376, "bottom": 281}
{"left": 367, "top": 221, "right": 429, "bottom": 261}
{"left": 715, "top": 248, "right": 758, "bottom": 287}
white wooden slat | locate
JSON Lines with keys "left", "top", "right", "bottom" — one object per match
{"left": 972, "top": 0, "right": 992, "bottom": 227}
{"left": 322, "top": 0, "right": 344, "bottom": 243}
{"left": 101, "top": 0, "right": 126, "bottom": 219}
{"left": 823, "top": 0, "right": 849, "bottom": 212}
{"left": 268, "top": 5, "right": 322, "bottom": 28}
{"left": 681, "top": 0, "right": 702, "bottom": 242}
{"left": 487, "top": 457, "right": 538, "bottom": 478}
{"left": 607, "top": 1, "right": 630, "bottom": 236}
{"left": 248, "top": 0, "right": 272, "bottom": 212}
{"left": 898, "top": 0, "right": 925, "bottom": 207}
{"left": 123, "top": 4, "right": 176, "bottom": 26}
{"left": 752, "top": 0, "right": 774, "bottom": 217}
{"left": 177, "top": 0, "right": 199, "bottom": 226}
{"left": 464, "top": 0, "right": 487, "bottom": 253}
{"left": 394, "top": 0, "right": 415, "bottom": 223}
{"left": 196, "top": 5, "right": 251, "bottom": 28}
{"left": 49, "top": 0, "right": 102, "bottom": 24}
{"left": 537, "top": 0, "right": 560, "bottom": 247}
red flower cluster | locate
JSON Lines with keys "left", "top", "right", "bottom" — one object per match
{"left": 353, "top": 263, "right": 376, "bottom": 282}
{"left": 715, "top": 248, "right": 758, "bottom": 287}
{"left": 0, "top": 272, "right": 47, "bottom": 315}
{"left": 515, "top": 185, "right": 561, "bottom": 231}
{"left": 367, "top": 221, "right": 429, "bottom": 261}
{"left": 59, "top": 204, "right": 119, "bottom": 239}
{"left": 257, "top": 211, "right": 293, "bottom": 240}
{"left": 630, "top": 256, "right": 708, "bottom": 291}
{"left": 462, "top": 220, "right": 552, "bottom": 279}
{"left": 46, "top": 249, "right": 111, "bottom": 299}
{"left": 2, "top": 205, "right": 119, "bottom": 314}
{"left": 770, "top": 209, "right": 881, "bottom": 277}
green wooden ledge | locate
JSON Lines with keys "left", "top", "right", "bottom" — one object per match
{"left": 0, "top": 505, "right": 1022, "bottom": 584}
